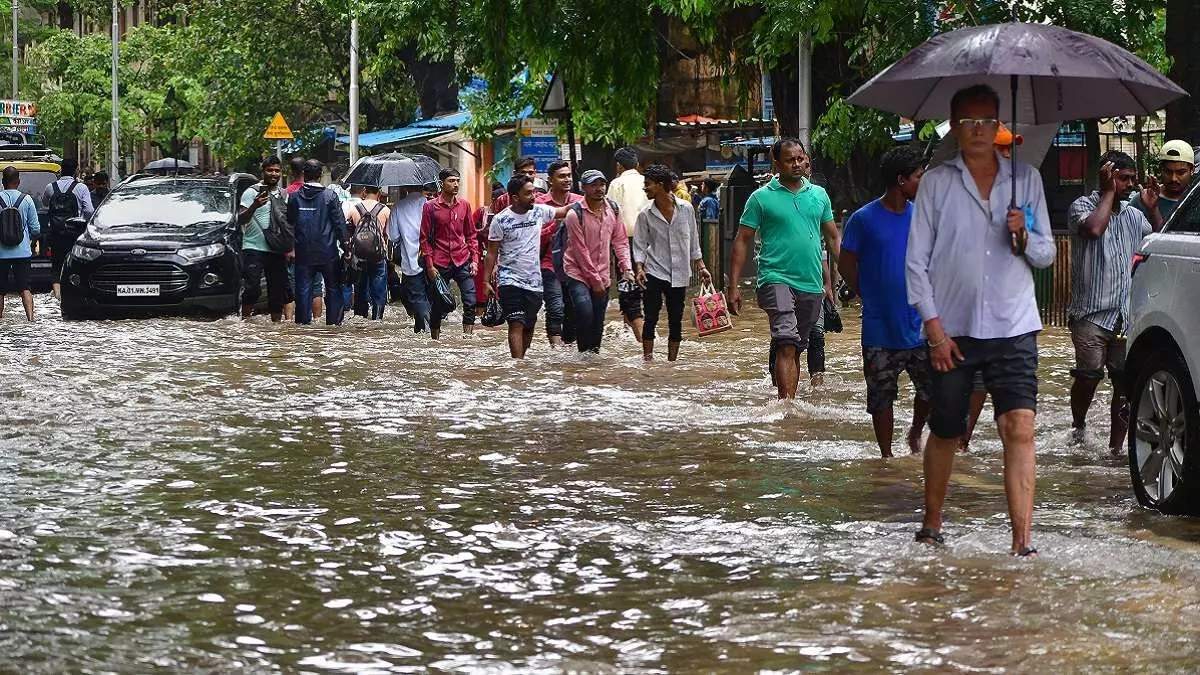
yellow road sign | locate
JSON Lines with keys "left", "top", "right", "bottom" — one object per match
{"left": 263, "top": 112, "right": 294, "bottom": 140}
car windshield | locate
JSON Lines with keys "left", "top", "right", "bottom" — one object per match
{"left": 18, "top": 171, "right": 58, "bottom": 211}
{"left": 92, "top": 181, "right": 231, "bottom": 229}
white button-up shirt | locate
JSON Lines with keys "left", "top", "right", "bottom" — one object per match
{"left": 906, "top": 153, "right": 1055, "bottom": 340}
{"left": 387, "top": 192, "right": 427, "bottom": 276}
{"left": 632, "top": 197, "right": 703, "bottom": 287}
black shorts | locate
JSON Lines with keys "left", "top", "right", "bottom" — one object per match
{"left": 499, "top": 284, "right": 542, "bottom": 329}
{"left": 0, "top": 257, "right": 31, "bottom": 293}
{"left": 928, "top": 331, "right": 1039, "bottom": 439}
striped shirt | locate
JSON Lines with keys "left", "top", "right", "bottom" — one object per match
{"left": 1066, "top": 192, "right": 1152, "bottom": 332}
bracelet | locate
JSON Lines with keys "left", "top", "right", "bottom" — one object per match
{"left": 928, "top": 337, "right": 948, "bottom": 349}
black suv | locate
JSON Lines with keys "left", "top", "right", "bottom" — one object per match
{"left": 60, "top": 173, "right": 258, "bottom": 319}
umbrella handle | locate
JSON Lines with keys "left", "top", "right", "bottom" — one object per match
{"left": 1009, "top": 71, "right": 1023, "bottom": 256}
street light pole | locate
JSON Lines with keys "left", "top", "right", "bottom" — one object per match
{"left": 12, "top": 1, "right": 18, "bottom": 99}
{"left": 348, "top": 17, "right": 359, "bottom": 167}
{"left": 110, "top": 0, "right": 120, "bottom": 178}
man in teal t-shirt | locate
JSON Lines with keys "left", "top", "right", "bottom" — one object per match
{"left": 727, "top": 138, "right": 841, "bottom": 399}
{"left": 237, "top": 155, "right": 290, "bottom": 321}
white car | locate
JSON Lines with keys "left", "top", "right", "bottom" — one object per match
{"left": 1126, "top": 181, "right": 1200, "bottom": 514}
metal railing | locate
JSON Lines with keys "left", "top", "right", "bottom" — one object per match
{"left": 1033, "top": 234, "right": 1072, "bottom": 327}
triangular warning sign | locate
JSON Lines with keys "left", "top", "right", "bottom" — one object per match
{"left": 263, "top": 112, "right": 294, "bottom": 140}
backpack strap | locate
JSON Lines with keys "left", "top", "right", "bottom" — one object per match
{"left": 51, "top": 182, "right": 62, "bottom": 197}
{"left": 66, "top": 179, "right": 79, "bottom": 195}
{"left": 354, "top": 202, "right": 369, "bottom": 217}
{"left": 0, "top": 194, "right": 10, "bottom": 209}
{"left": 369, "top": 202, "right": 384, "bottom": 218}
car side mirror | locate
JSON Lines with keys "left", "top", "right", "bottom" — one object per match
{"left": 66, "top": 216, "right": 87, "bottom": 233}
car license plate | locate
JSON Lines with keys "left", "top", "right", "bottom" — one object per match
{"left": 116, "top": 284, "right": 160, "bottom": 297}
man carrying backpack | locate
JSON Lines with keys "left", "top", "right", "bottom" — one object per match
{"left": 561, "top": 170, "right": 634, "bottom": 354}
{"left": 419, "top": 168, "right": 478, "bottom": 339}
{"left": 237, "top": 156, "right": 292, "bottom": 321}
{"left": 0, "top": 167, "right": 42, "bottom": 322}
{"left": 348, "top": 184, "right": 391, "bottom": 320}
{"left": 41, "top": 158, "right": 94, "bottom": 300}
{"left": 287, "top": 159, "right": 350, "bottom": 325}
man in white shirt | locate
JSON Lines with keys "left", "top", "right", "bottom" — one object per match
{"left": 906, "top": 84, "right": 1055, "bottom": 557}
{"left": 606, "top": 146, "right": 650, "bottom": 340}
{"left": 388, "top": 188, "right": 430, "bottom": 332}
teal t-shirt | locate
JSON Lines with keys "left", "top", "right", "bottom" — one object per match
{"left": 239, "top": 183, "right": 280, "bottom": 253}
{"left": 1129, "top": 191, "right": 1181, "bottom": 225}
{"left": 739, "top": 177, "right": 833, "bottom": 293}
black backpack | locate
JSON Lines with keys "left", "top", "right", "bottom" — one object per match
{"left": 47, "top": 179, "right": 81, "bottom": 235}
{"left": 262, "top": 190, "right": 294, "bottom": 252}
{"left": 0, "top": 193, "right": 27, "bottom": 247}
{"left": 352, "top": 202, "right": 388, "bottom": 263}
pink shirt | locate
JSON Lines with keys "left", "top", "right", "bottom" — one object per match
{"left": 563, "top": 200, "right": 631, "bottom": 290}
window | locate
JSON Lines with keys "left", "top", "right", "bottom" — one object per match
{"left": 1164, "top": 183, "right": 1200, "bottom": 234}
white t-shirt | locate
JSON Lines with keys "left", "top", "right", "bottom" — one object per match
{"left": 488, "top": 204, "right": 555, "bottom": 292}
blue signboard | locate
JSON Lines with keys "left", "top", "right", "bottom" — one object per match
{"left": 520, "top": 136, "right": 560, "bottom": 172}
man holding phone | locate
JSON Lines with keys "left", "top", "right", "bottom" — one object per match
{"left": 237, "top": 156, "right": 291, "bottom": 321}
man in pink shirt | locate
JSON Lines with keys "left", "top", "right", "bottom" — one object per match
{"left": 561, "top": 169, "right": 634, "bottom": 354}
{"left": 535, "top": 160, "right": 584, "bottom": 346}
{"left": 419, "top": 168, "right": 479, "bottom": 339}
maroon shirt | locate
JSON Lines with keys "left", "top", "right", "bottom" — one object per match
{"left": 419, "top": 195, "right": 478, "bottom": 269}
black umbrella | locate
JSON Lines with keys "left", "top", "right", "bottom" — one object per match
{"left": 848, "top": 19, "right": 1187, "bottom": 252}
{"left": 343, "top": 152, "right": 442, "bottom": 189}
{"left": 143, "top": 157, "right": 196, "bottom": 174}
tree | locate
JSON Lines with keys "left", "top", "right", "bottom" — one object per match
{"left": 1165, "top": 0, "right": 1199, "bottom": 143}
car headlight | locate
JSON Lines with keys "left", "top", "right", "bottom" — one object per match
{"left": 70, "top": 243, "right": 102, "bottom": 261}
{"left": 177, "top": 243, "right": 226, "bottom": 262}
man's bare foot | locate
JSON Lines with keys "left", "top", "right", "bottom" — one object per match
{"left": 907, "top": 429, "right": 922, "bottom": 455}
{"left": 810, "top": 372, "right": 824, "bottom": 387}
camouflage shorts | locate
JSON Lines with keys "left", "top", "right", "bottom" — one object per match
{"left": 863, "top": 346, "right": 933, "bottom": 414}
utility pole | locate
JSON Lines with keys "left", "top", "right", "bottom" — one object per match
{"left": 797, "top": 34, "right": 812, "bottom": 151}
{"left": 12, "top": 1, "right": 18, "bottom": 99}
{"left": 348, "top": 17, "right": 359, "bottom": 166}
{"left": 110, "top": 0, "right": 120, "bottom": 178}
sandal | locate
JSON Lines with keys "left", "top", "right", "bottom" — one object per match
{"left": 1014, "top": 546, "right": 1038, "bottom": 558}
{"left": 914, "top": 528, "right": 944, "bottom": 546}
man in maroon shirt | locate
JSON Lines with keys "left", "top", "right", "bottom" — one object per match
{"left": 491, "top": 156, "right": 537, "bottom": 214}
{"left": 285, "top": 156, "right": 305, "bottom": 194}
{"left": 535, "top": 160, "right": 584, "bottom": 346}
{"left": 420, "top": 168, "right": 479, "bottom": 339}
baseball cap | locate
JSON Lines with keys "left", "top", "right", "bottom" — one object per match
{"left": 580, "top": 169, "right": 607, "bottom": 185}
{"left": 1160, "top": 139, "right": 1195, "bottom": 165}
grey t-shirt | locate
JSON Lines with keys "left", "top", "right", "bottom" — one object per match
{"left": 488, "top": 204, "right": 554, "bottom": 293}
{"left": 1129, "top": 191, "right": 1181, "bottom": 224}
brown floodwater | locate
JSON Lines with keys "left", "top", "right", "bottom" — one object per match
{"left": 2, "top": 293, "right": 1199, "bottom": 673}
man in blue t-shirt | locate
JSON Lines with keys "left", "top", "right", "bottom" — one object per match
{"left": 839, "top": 147, "right": 931, "bottom": 458}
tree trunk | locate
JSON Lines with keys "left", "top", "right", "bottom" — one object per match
{"left": 1134, "top": 115, "right": 1148, "bottom": 179}
{"left": 1165, "top": 0, "right": 1200, "bottom": 142}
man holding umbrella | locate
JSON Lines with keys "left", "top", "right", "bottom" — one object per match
{"left": 906, "top": 84, "right": 1055, "bottom": 557}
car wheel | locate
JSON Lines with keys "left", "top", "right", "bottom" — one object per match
{"left": 1128, "top": 350, "right": 1200, "bottom": 514}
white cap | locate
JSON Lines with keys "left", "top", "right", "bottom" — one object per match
{"left": 1160, "top": 139, "right": 1195, "bottom": 165}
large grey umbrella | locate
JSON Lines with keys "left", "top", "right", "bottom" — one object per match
{"left": 847, "top": 22, "right": 1185, "bottom": 122}
{"left": 343, "top": 152, "right": 442, "bottom": 189}
{"left": 143, "top": 157, "right": 195, "bottom": 174}
{"left": 849, "top": 21, "right": 1187, "bottom": 252}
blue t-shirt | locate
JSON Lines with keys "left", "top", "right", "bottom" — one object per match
{"left": 841, "top": 199, "right": 923, "bottom": 349}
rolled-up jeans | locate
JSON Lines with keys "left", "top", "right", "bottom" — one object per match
{"left": 358, "top": 260, "right": 388, "bottom": 320}
{"left": 542, "top": 268, "right": 565, "bottom": 337}
{"left": 565, "top": 278, "right": 610, "bottom": 354}
{"left": 295, "top": 259, "right": 342, "bottom": 325}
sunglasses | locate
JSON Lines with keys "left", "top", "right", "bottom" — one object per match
{"left": 957, "top": 118, "right": 1001, "bottom": 132}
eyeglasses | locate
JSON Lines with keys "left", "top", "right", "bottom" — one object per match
{"left": 957, "top": 118, "right": 1001, "bottom": 132}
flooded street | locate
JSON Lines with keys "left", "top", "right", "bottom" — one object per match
{"left": 3, "top": 294, "right": 1200, "bottom": 673}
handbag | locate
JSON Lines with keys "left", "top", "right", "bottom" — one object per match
{"left": 481, "top": 296, "right": 505, "bottom": 327}
{"left": 428, "top": 272, "right": 457, "bottom": 312}
{"left": 691, "top": 281, "right": 733, "bottom": 337}
{"left": 823, "top": 296, "right": 843, "bottom": 333}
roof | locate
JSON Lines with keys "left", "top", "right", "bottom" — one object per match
{"left": 721, "top": 136, "right": 779, "bottom": 148}
{"left": 657, "top": 116, "right": 775, "bottom": 131}
{"left": 338, "top": 105, "right": 534, "bottom": 149}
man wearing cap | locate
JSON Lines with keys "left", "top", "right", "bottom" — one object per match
{"left": 1130, "top": 140, "right": 1194, "bottom": 231}
{"left": 607, "top": 146, "right": 650, "bottom": 341}
{"left": 561, "top": 170, "right": 634, "bottom": 354}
